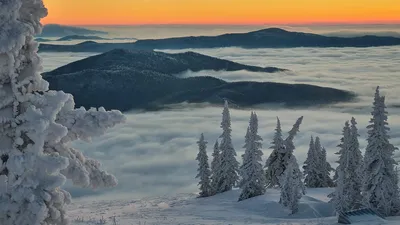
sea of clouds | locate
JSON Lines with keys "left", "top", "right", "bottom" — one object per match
{"left": 39, "top": 46, "right": 400, "bottom": 201}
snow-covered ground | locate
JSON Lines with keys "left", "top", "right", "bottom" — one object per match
{"left": 68, "top": 188, "right": 399, "bottom": 225}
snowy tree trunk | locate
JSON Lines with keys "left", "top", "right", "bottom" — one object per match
{"left": 0, "top": 1, "right": 125, "bottom": 225}
{"left": 239, "top": 112, "right": 266, "bottom": 201}
{"left": 196, "top": 134, "right": 212, "bottom": 197}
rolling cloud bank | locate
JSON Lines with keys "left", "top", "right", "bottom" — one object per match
{"left": 39, "top": 46, "right": 400, "bottom": 200}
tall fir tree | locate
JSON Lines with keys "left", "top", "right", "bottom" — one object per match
{"left": 279, "top": 155, "right": 305, "bottom": 214}
{"left": 284, "top": 116, "right": 304, "bottom": 156}
{"left": 239, "top": 112, "right": 266, "bottom": 201}
{"left": 210, "top": 140, "right": 221, "bottom": 195}
{"left": 329, "top": 120, "right": 364, "bottom": 213}
{"left": 265, "top": 116, "right": 303, "bottom": 188}
{"left": 362, "top": 87, "right": 400, "bottom": 216}
{"left": 196, "top": 134, "right": 212, "bottom": 197}
{"left": 314, "top": 136, "right": 323, "bottom": 184}
{"left": 320, "top": 146, "right": 335, "bottom": 187}
{"left": 238, "top": 127, "right": 251, "bottom": 188}
{"left": 217, "top": 100, "right": 239, "bottom": 193}
{"left": 265, "top": 117, "right": 285, "bottom": 188}
{"left": 303, "top": 136, "right": 324, "bottom": 188}
{"left": 350, "top": 117, "right": 364, "bottom": 183}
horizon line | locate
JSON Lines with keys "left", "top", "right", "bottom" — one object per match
{"left": 43, "top": 22, "right": 400, "bottom": 27}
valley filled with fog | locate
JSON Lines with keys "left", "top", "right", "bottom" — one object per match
{"left": 40, "top": 46, "right": 400, "bottom": 200}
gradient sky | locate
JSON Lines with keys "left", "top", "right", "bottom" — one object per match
{"left": 42, "top": 0, "right": 400, "bottom": 25}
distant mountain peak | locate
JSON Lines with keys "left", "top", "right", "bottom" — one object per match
{"left": 253, "top": 28, "right": 290, "bottom": 33}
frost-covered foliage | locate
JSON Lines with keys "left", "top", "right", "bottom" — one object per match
{"left": 265, "top": 118, "right": 285, "bottom": 188}
{"left": 320, "top": 147, "right": 334, "bottom": 188}
{"left": 284, "top": 116, "right": 304, "bottom": 156}
{"left": 265, "top": 116, "right": 303, "bottom": 188}
{"left": 210, "top": 140, "right": 221, "bottom": 195}
{"left": 238, "top": 127, "right": 251, "bottom": 188}
{"left": 0, "top": 1, "right": 125, "bottom": 225}
{"left": 320, "top": 147, "right": 334, "bottom": 187}
{"left": 349, "top": 117, "right": 364, "bottom": 181}
{"left": 195, "top": 134, "right": 212, "bottom": 197}
{"left": 303, "top": 136, "right": 323, "bottom": 188}
{"left": 238, "top": 112, "right": 266, "bottom": 201}
{"left": 217, "top": 100, "right": 239, "bottom": 193}
{"left": 362, "top": 87, "right": 400, "bottom": 216}
{"left": 279, "top": 155, "right": 305, "bottom": 214}
{"left": 330, "top": 120, "right": 363, "bottom": 213}
{"left": 303, "top": 136, "right": 333, "bottom": 188}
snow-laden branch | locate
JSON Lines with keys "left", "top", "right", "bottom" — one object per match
{"left": 0, "top": 1, "right": 126, "bottom": 224}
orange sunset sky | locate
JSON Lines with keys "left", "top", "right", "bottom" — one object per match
{"left": 42, "top": 0, "right": 400, "bottom": 25}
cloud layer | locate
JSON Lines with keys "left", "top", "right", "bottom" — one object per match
{"left": 39, "top": 46, "right": 400, "bottom": 200}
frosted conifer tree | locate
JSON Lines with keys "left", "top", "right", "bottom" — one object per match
{"left": 330, "top": 120, "right": 363, "bottom": 213}
{"left": 329, "top": 121, "right": 349, "bottom": 211}
{"left": 284, "top": 116, "right": 304, "bottom": 156}
{"left": 265, "top": 117, "right": 284, "bottom": 188}
{"left": 217, "top": 100, "right": 239, "bottom": 193}
{"left": 238, "top": 127, "right": 251, "bottom": 188}
{"left": 349, "top": 117, "right": 364, "bottom": 180}
{"left": 196, "top": 134, "right": 212, "bottom": 197}
{"left": 265, "top": 116, "right": 303, "bottom": 188}
{"left": 303, "top": 136, "right": 323, "bottom": 188}
{"left": 362, "top": 87, "right": 400, "bottom": 216}
{"left": 0, "top": 1, "right": 125, "bottom": 225}
{"left": 320, "top": 146, "right": 334, "bottom": 187}
{"left": 279, "top": 155, "right": 305, "bottom": 214}
{"left": 210, "top": 140, "right": 221, "bottom": 194}
{"left": 239, "top": 112, "right": 266, "bottom": 201}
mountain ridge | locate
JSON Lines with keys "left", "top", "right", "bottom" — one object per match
{"left": 38, "top": 28, "right": 400, "bottom": 52}
{"left": 38, "top": 24, "right": 107, "bottom": 37}
{"left": 43, "top": 49, "right": 355, "bottom": 111}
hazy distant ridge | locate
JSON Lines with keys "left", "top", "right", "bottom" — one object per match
{"left": 38, "top": 24, "right": 107, "bottom": 37}
{"left": 38, "top": 28, "right": 400, "bottom": 52}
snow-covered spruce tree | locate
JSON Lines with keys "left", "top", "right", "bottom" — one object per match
{"left": 265, "top": 116, "right": 303, "bottom": 188}
{"left": 284, "top": 116, "right": 304, "bottom": 156}
{"left": 239, "top": 112, "right": 266, "bottom": 201}
{"left": 238, "top": 127, "right": 251, "bottom": 188}
{"left": 279, "top": 155, "right": 305, "bottom": 214}
{"left": 329, "top": 121, "right": 349, "bottom": 211}
{"left": 210, "top": 140, "right": 221, "bottom": 195}
{"left": 196, "top": 134, "right": 212, "bottom": 197}
{"left": 362, "top": 87, "right": 400, "bottom": 216}
{"left": 330, "top": 120, "right": 363, "bottom": 213}
{"left": 349, "top": 117, "right": 364, "bottom": 181}
{"left": 217, "top": 100, "right": 239, "bottom": 193}
{"left": 265, "top": 117, "right": 285, "bottom": 188}
{"left": 303, "top": 136, "right": 323, "bottom": 188}
{"left": 314, "top": 136, "right": 324, "bottom": 184}
{"left": 320, "top": 146, "right": 334, "bottom": 187}
{"left": 0, "top": 1, "right": 125, "bottom": 225}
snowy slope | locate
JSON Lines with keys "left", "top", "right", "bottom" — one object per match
{"left": 67, "top": 188, "right": 400, "bottom": 225}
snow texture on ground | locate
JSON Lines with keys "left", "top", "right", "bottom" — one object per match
{"left": 68, "top": 188, "right": 400, "bottom": 225}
